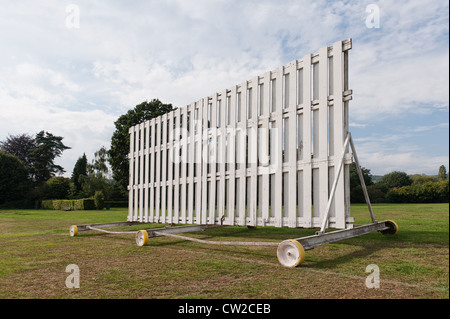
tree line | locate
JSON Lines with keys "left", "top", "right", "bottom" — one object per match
{"left": 350, "top": 163, "right": 449, "bottom": 203}
{"left": 1, "top": 98, "right": 447, "bottom": 208}
{"left": 0, "top": 99, "right": 175, "bottom": 208}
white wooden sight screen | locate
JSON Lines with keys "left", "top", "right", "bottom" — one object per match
{"left": 128, "top": 39, "right": 354, "bottom": 229}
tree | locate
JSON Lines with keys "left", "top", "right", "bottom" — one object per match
{"left": 438, "top": 165, "right": 448, "bottom": 181}
{"left": 29, "top": 131, "right": 71, "bottom": 184}
{"left": 88, "top": 146, "right": 109, "bottom": 178}
{"left": 0, "top": 152, "right": 30, "bottom": 205}
{"left": 0, "top": 133, "right": 36, "bottom": 177}
{"left": 108, "top": 99, "right": 175, "bottom": 196}
{"left": 381, "top": 171, "right": 412, "bottom": 189}
{"left": 45, "top": 177, "right": 71, "bottom": 199}
{"left": 71, "top": 153, "right": 87, "bottom": 194}
{"left": 349, "top": 162, "right": 373, "bottom": 203}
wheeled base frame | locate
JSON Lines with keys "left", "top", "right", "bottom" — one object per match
{"left": 69, "top": 132, "right": 398, "bottom": 267}
{"left": 69, "top": 219, "right": 398, "bottom": 268}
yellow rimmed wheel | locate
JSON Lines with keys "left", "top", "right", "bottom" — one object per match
{"left": 69, "top": 225, "right": 78, "bottom": 237}
{"left": 277, "top": 239, "right": 305, "bottom": 268}
{"left": 136, "top": 230, "right": 149, "bottom": 246}
{"left": 380, "top": 220, "right": 399, "bottom": 235}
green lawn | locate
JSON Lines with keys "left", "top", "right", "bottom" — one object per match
{"left": 0, "top": 203, "right": 448, "bottom": 299}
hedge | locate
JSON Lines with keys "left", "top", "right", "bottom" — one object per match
{"left": 41, "top": 198, "right": 96, "bottom": 210}
{"left": 386, "top": 181, "right": 449, "bottom": 203}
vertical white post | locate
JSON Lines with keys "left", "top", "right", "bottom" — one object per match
{"left": 173, "top": 109, "right": 181, "bottom": 224}
{"left": 201, "top": 98, "right": 208, "bottom": 225}
{"left": 286, "top": 62, "right": 298, "bottom": 228}
{"left": 167, "top": 111, "right": 174, "bottom": 224}
{"left": 228, "top": 86, "right": 237, "bottom": 226}
{"left": 139, "top": 123, "right": 144, "bottom": 222}
{"left": 149, "top": 119, "right": 156, "bottom": 223}
{"left": 249, "top": 78, "right": 258, "bottom": 226}
{"left": 128, "top": 126, "right": 135, "bottom": 222}
{"left": 302, "top": 55, "right": 312, "bottom": 228}
{"left": 144, "top": 120, "right": 150, "bottom": 223}
{"left": 332, "top": 40, "right": 346, "bottom": 229}
{"left": 187, "top": 103, "right": 195, "bottom": 224}
{"left": 260, "top": 72, "right": 270, "bottom": 225}
{"left": 274, "top": 67, "right": 283, "bottom": 227}
{"left": 180, "top": 106, "right": 187, "bottom": 224}
{"left": 238, "top": 84, "right": 247, "bottom": 226}
{"left": 208, "top": 94, "right": 217, "bottom": 225}
{"left": 318, "top": 46, "right": 329, "bottom": 226}
{"left": 218, "top": 91, "right": 227, "bottom": 222}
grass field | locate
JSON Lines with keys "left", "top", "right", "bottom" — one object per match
{"left": 0, "top": 203, "right": 448, "bottom": 299}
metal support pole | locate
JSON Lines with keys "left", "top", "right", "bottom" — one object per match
{"left": 318, "top": 133, "right": 351, "bottom": 234}
{"left": 349, "top": 133, "right": 376, "bottom": 223}
{"left": 298, "top": 221, "right": 392, "bottom": 251}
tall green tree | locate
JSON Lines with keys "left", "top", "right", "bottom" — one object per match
{"left": 71, "top": 153, "right": 87, "bottom": 193}
{"left": 381, "top": 171, "right": 412, "bottom": 189}
{"left": 349, "top": 162, "right": 374, "bottom": 203}
{"left": 0, "top": 152, "right": 30, "bottom": 205}
{"left": 0, "top": 133, "right": 36, "bottom": 177}
{"left": 438, "top": 165, "right": 448, "bottom": 181}
{"left": 88, "top": 146, "right": 109, "bottom": 178}
{"left": 29, "top": 131, "right": 71, "bottom": 184}
{"left": 108, "top": 99, "right": 175, "bottom": 196}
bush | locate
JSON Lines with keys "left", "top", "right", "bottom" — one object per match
{"left": 45, "top": 177, "right": 70, "bottom": 200}
{"left": 41, "top": 198, "right": 96, "bottom": 210}
{"left": 104, "top": 200, "right": 128, "bottom": 208}
{"left": 386, "top": 180, "right": 449, "bottom": 203}
{"left": 94, "top": 191, "right": 105, "bottom": 210}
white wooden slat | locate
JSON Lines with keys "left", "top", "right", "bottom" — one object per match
{"left": 154, "top": 117, "right": 161, "bottom": 223}
{"left": 260, "top": 73, "right": 270, "bottom": 225}
{"left": 167, "top": 111, "right": 174, "bottom": 224}
{"left": 144, "top": 120, "right": 150, "bottom": 223}
{"left": 195, "top": 100, "right": 203, "bottom": 224}
{"left": 201, "top": 98, "right": 208, "bottom": 225}
{"left": 301, "top": 54, "right": 312, "bottom": 228}
{"left": 208, "top": 94, "right": 218, "bottom": 225}
{"left": 286, "top": 63, "right": 298, "bottom": 228}
{"left": 180, "top": 106, "right": 187, "bottom": 224}
{"left": 228, "top": 86, "right": 237, "bottom": 226}
{"left": 218, "top": 91, "right": 227, "bottom": 223}
{"left": 128, "top": 126, "right": 135, "bottom": 222}
{"left": 249, "top": 78, "right": 258, "bottom": 226}
{"left": 332, "top": 40, "right": 346, "bottom": 229}
{"left": 139, "top": 123, "right": 144, "bottom": 222}
{"left": 187, "top": 103, "right": 195, "bottom": 224}
{"left": 134, "top": 125, "right": 139, "bottom": 221}
{"left": 149, "top": 119, "right": 156, "bottom": 223}
{"left": 273, "top": 67, "right": 283, "bottom": 227}
{"left": 173, "top": 109, "right": 180, "bottom": 224}
{"left": 237, "top": 84, "right": 247, "bottom": 226}
{"left": 318, "top": 46, "right": 329, "bottom": 226}
{"left": 160, "top": 114, "right": 167, "bottom": 223}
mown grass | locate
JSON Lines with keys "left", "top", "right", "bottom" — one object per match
{"left": 0, "top": 204, "right": 448, "bottom": 299}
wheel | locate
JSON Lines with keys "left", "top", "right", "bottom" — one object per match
{"left": 69, "top": 225, "right": 78, "bottom": 237}
{"left": 380, "top": 220, "right": 399, "bottom": 235}
{"left": 136, "top": 230, "right": 149, "bottom": 246}
{"left": 277, "top": 239, "right": 305, "bottom": 268}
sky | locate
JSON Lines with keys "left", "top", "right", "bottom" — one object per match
{"left": 0, "top": 0, "right": 448, "bottom": 177}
